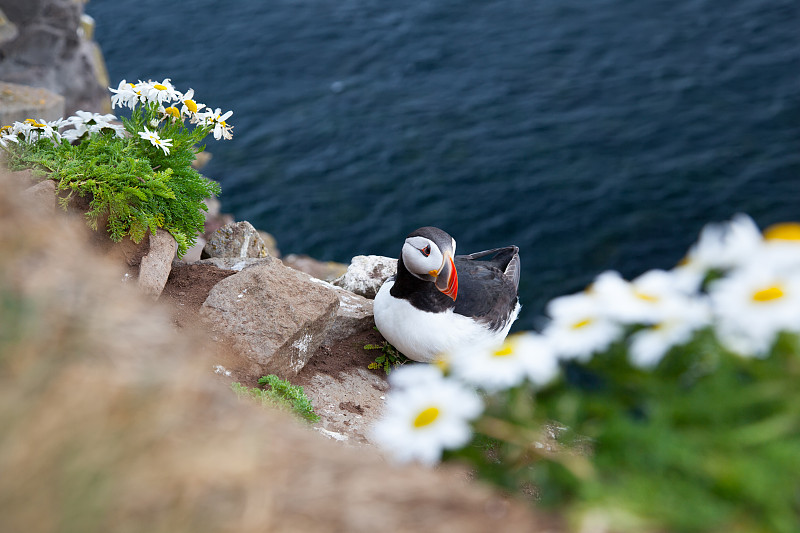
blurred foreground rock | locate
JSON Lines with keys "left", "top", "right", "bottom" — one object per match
{"left": 0, "top": 166, "right": 556, "bottom": 533}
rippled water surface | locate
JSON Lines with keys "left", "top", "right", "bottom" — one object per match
{"left": 88, "top": 0, "right": 800, "bottom": 328}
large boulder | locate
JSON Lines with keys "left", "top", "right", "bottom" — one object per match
{"left": 315, "top": 280, "right": 375, "bottom": 347}
{"left": 333, "top": 255, "right": 397, "bottom": 299}
{"left": 200, "top": 256, "right": 340, "bottom": 377}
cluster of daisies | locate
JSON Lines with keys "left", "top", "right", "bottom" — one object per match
{"left": 0, "top": 113, "right": 123, "bottom": 147}
{"left": 109, "top": 78, "right": 233, "bottom": 149}
{"left": 1, "top": 78, "right": 232, "bottom": 155}
{"left": 373, "top": 214, "right": 800, "bottom": 465}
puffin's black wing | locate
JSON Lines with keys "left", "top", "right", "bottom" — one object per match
{"left": 453, "top": 246, "right": 520, "bottom": 331}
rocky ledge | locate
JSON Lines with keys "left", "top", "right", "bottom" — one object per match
{"left": 0, "top": 166, "right": 557, "bottom": 532}
{"left": 11, "top": 166, "right": 404, "bottom": 445}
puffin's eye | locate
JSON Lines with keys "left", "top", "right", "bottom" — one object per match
{"left": 420, "top": 245, "right": 431, "bottom": 257}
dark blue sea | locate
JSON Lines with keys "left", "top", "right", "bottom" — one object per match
{"left": 87, "top": 0, "right": 799, "bottom": 330}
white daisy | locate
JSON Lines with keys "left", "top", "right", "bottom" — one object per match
{"left": 109, "top": 79, "right": 144, "bottom": 110}
{"left": 751, "top": 222, "right": 800, "bottom": 274}
{"left": 63, "top": 111, "right": 124, "bottom": 141}
{"left": 450, "top": 333, "right": 559, "bottom": 392}
{"left": 542, "top": 288, "right": 623, "bottom": 362}
{"left": 709, "top": 265, "right": 800, "bottom": 357}
{"left": 159, "top": 105, "right": 181, "bottom": 122}
{"left": 139, "top": 78, "right": 182, "bottom": 106}
{"left": 137, "top": 126, "right": 172, "bottom": 155}
{"left": 0, "top": 125, "right": 20, "bottom": 147}
{"left": 674, "top": 214, "right": 763, "bottom": 291}
{"left": 179, "top": 88, "right": 206, "bottom": 120}
{"left": 372, "top": 366, "right": 483, "bottom": 466}
{"left": 199, "top": 107, "right": 234, "bottom": 140}
{"left": 22, "top": 118, "right": 62, "bottom": 144}
{"left": 387, "top": 363, "right": 445, "bottom": 390}
{"left": 628, "top": 295, "right": 712, "bottom": 369}
{"left": 593, "top": 269, "right": 689, "bottom": 325}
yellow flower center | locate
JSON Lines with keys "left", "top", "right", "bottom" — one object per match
{"left": 634, "top": 290, "right": 659, "bottom": 303}
{"left": 184, "top": 99, "right": 198, "bottom": 113}
{"left": 24, "top": 118, "right": 46, "bottom": 128}
{"left": 752, "top": 285, "right": 784, "bottom": 303}
{"left": 164, "top": 107, "right": 180, "bottom": 119}
{"left": 763, "top": 223, "right": 800, "bottom": 242}
{"left": 572, "top": 318, "right": 593, "bottom": 330}
{"left": 433, "top": 356, "right": 449, "bottom": 373}
{"left": 153, "top": 84, "right": 168, "bottom": 91}
{"left": 413, "top": 406, "right": 440, "bottom": 428}
{"left": 492, "top": 345, "right": 514, "bottom": 358}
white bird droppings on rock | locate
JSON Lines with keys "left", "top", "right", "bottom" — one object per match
{"left": 213, "top": 364, "right": 232, "bottom": 377}
{"left": 316, "top": 427, "right": 349, "bottom": 442}
{"left": 292, "top": 333, "right": 313, "bottom": 355}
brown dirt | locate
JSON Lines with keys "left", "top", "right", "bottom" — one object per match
{"left": 295, "top": 327, "right": 387, "bottom": 388}
{"left": 159, "top": 261, "right": 236, "bottom": 328}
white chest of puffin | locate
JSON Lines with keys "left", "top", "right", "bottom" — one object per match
{"left": 374, "top": 226, "right": 521, "bottom": 363}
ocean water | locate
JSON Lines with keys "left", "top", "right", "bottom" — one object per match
{"left": 87, "top": 0, "right": 799, "bottom": 329}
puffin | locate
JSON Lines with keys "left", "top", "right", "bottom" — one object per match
{"left": 374, "top": 226, "right": 521, "bottom": 363}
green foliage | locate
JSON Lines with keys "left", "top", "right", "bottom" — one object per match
{"left": 365, "top": 339, "right": 409, "bottom": 374}
{"left": 231, "top": 375, "right": 319, "bottom": 423}
{"left": 3, "top": 102, "right": 222, "bottom": 258}
{"left": 451, "top": 330, "right": 800, "bottom": 533}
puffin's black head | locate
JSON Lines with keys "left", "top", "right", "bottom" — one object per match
{"left": 401, "top": 226, "right": 458, "bottom": 300}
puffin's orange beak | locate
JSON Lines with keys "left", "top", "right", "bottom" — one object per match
{"left": 433, "top": 253, "right": 458, "bottom": 301}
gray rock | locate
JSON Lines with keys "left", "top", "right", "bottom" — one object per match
{"left": 257, "top": 230, "right": 280, "bottom": 258}
{"left": 202, "top": 221, "right": 269, "bottom": 259}
{"left": 304, "top": 278, "right": 376, "bottom": 347}
{"left": 198, "top": 258, "right": 373, "bottom": 344}
{"left": 0, "top": 0, "right": 110, "bottom": 116}
{"left": 111, "top": 229, "right": 177, "bottom": 300}
{"left": 0, "top": 8, "right": 18, "bottom": 45}
{"left": 181, "top": 235, "right": 206, "bottom": 263}
{"left": 332, "top": 255, "right": 397, "bottom": 299}
{"left": 304, "top": 367, "right": 389, "bottom": 445}
{"left": 194, "top": 257, "right": 265, "bottom": 271}
{"left": 0, "top": 81, "right": 65, "bottom": 125}
{"left": 137, "top": 230, "right": 178, "bottom": 299}
{"left": 200, "top": 256, "right": 340, "bottom": 377}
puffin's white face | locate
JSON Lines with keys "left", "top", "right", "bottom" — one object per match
{"left": 401, "top": 235, "right": 459, "bottom": 300}
{"left": 402, "top": 235, "right": 445, "bottom": 278}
